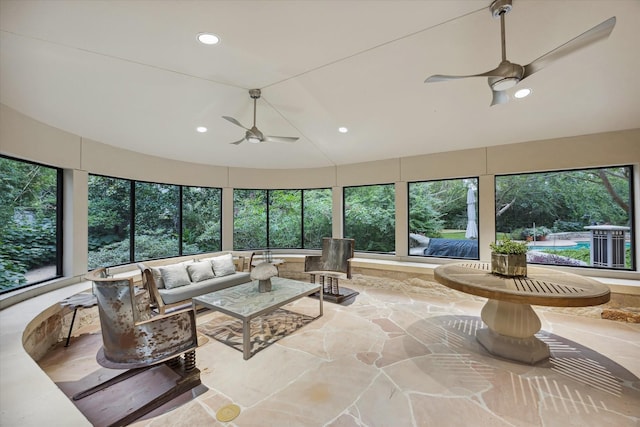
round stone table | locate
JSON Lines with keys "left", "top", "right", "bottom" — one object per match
{"left": 434, "top": 262, "right": 610, "bottom": 364}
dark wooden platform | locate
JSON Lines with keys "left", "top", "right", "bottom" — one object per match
{"left": 72, "top": 363, "right": 201, "bottom": 427}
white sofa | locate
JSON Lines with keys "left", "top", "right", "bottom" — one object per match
{"left": 138, "top": 251, "right": 254, "bottom": 314}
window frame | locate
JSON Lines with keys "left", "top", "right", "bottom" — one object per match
{"left": 0, "top": 155, "right": 63, "bottom": 294}
{"left": 407, "top": 176, "right": 480, "bottom": 260}
{"left": 343, "top": 182, "right": 396, "bottom": 254}
{"left": 494, "top": 165, "right": 635, "bottom": 271}
{"left": 233, "top": 188, "right": 332, "bottom": 250}
{"left": 88, "top": 173, "right": 222, "bottom": 267}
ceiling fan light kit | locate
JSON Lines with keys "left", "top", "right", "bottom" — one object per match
{"left": 222, "top": 89, "right": 299, "bottom": 145}
{"left": 425, "top": 0, "right": 616, "bottom": 106}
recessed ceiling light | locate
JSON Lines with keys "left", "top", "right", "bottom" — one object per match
{"left": 197, "top": 33, "right": 220, "bottom": 45}
{"left": 196, "top": 126, "right": 208, "bottom": 133}
{"left": 338, "top": 127, "right": 348, "bottom": 133}
{"left": 514, "top": 88, "right": 531, "bottom": 99}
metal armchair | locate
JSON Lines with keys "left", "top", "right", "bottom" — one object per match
{"left": 75, "top": 268, "right": 201, "bottom": 426}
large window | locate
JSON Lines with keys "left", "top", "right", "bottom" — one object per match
{"left": 234, "top": 189, "right": 267, "bottom": 249}
{"left": 409, "top": 178, "right": 479, "bottom": 259}
{"left": 88, "top": 175, "right": 131, "bottom": 269}
{"left": 0, "top": 155, "right": 62, "bottom": 293}
{"left": 269, "top": 190, "right": 302, "bottom": 248}
{"left": 303, "top": 188, "right": 332, "bottom": 248}
{"left": 134, "top": 182, "right": 180, "bottom": 260}
{"left": 233, "top": 188, "right": 332, "bottom": 250}
{"left": 495, "top": 166, "right": 634, "bottom": 270}
{"left": 344, "top": 184, "right": 395, "bottom": 253}
{"left": 88, "top": 175, "right": 222, "bottom": 268}
{"left": 182, "top": 186, "right": 222, "bottom": 255}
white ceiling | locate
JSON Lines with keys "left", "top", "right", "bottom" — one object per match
{"left": 1, "top": 0, "right": 639, "bottom": 169}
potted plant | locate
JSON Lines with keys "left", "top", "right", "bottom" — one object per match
{"left": 522, "top": 226, "right": 551, "bottom": 242}
{"left": 489, "top": 238, "right": 528, "bottom": 277}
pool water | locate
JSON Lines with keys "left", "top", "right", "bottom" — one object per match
{"left": 528, "top": 241, "right": 630, "bottom": 251}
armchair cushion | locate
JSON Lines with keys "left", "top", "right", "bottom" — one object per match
{"left": 187, "top": 262, "right": 215, "bottom": 282}
{"left": 160, "top": 264, "right": 192, "bottom": 289}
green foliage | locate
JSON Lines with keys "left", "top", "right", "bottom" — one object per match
{"left": 440, "top": 230, "right": 466, "bottom": 239}
{"left": 234, "top": 189, "right": 267, "bottom": 249}
{"left": 0, "top": 255, "right": 27, "bottom": 291}
{"left": 490, "top": 238, "right": 528, "bottom": 255}
{"left": 409, "top": 180, "right": 476, "bottom": 241}
{"left": 182, "top": 186, "right": 222, "bottom": 254}
{"left": 233, "top": 188, "right": 332, "bottom": 250}
{"left": 87, "top": 239, "right": 131, "bottom": 268}
{"left": 303, "top": 189, "right": 332, "bottom": 248}
{"left": 0, "top": 157, "right": 59, "bottom": 290}
{"left": 134, "top": 231, "right": 179, "bottom": 261}
{"left": 269, "top": 190, "right": 302, "bottom": 248}
{"left": 496, "top": 167, "right": 631, "bottom": 235}
{"left": 551, "top": 220, "right": 584, "bottom": 233}
{"left": 345, "top": 184, "right": 395, "bottom": 252}
{"left": 520, "top": 226, "right": 551, "bottom": 239}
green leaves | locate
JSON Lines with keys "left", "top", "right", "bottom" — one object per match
{"left": 490, "top": 238, "right": 528, "bottom": 255}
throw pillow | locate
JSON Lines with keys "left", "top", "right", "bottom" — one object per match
{"left": 211, "top": 253, "right": 236, "bottom": 277}
{"left": 150, "top": 267, "right": 165, "bottom": 289}
{"left": 160, "top": 264, "right": 192, "bottom": 289}
{"left": 187, "top": 262, "right": 215, "bottom": 282}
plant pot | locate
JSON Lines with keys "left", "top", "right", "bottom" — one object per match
{"left": 491, "top": 253, "right": 527, "bottom": 277}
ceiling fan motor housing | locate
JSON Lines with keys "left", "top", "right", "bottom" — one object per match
{"left": 249, "top": 88, "right": 261, "bottom": 99}
{"left": 489, "top": 60, "right": 524, "bottom": 91}
{"left": 490, "top": 0, "right": 512, "bottom": 18}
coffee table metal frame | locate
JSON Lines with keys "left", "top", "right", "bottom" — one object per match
{"left": 192, "top": 277, "right": 322, "bottom": 360}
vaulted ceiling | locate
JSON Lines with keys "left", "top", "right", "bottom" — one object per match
{"left": 1, "top": 0, "right": 639, "bottom": 169}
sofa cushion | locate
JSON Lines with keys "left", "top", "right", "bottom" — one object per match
{"left": 159, "top": 272, "right": 252, "bottom": 304}
{"left": 211, "top": 253, "right": 236, "bottom": 277}
{"left": 187, "top": 262, "right": 215, "bottom": 282}
{"left": 160, "top": 264, "right": 191, "bottom": 289}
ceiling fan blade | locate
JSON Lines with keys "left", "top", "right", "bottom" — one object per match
{"left": 523, "top": 16, "right": 616, "bottom": 79}
{"left": 222, "top": 116, "right": 250, "bottom": 130}
{"left": 425, "top": 65, "right": 504, "bottom": 83}
{"left": 264, "top": 135, "right": 299, "bottom": 144}
{"left": 229, "top": 138, "right": 245, "bottom": 145}
{"left": 490, "top": 89, "right": 509, "bottom": 106}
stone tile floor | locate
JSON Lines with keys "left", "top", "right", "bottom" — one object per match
{"left": 39, "top": 277, "right": 640, "bottom": 426}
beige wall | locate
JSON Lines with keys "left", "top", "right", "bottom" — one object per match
{"left": 1, "top": 103, "right": 639, "bottom": 281}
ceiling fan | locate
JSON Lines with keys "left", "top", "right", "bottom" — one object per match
{"left": 222, "top": 89, "right": 299, "bottom": 145}
{"left": 424, "top": 0, "right": 616, "bottom": 106}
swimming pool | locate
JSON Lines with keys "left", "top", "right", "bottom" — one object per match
{"left": 528, "top": 241, "right": 631, "bottom": 251}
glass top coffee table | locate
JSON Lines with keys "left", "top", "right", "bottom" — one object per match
{"left": 192, "top": 277, "right": 322, "bottom": 360}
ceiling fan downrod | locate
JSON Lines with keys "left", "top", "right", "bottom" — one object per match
{"left": 490, "top": 0, "right": 512, "bottom": 63}
{"left": 249, "top": 88, "right": 261, "bottom": 127}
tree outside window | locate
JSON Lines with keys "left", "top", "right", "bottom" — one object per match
{"left": 344, "top": 184, "right": 395, "bottom": 253}
{"left": 1, "top": 156, "right": 61, "bottom": 293}
{"left": 495, "top": 166, "right": 633, "bottom": 269}
{"left": 182, "top": 186, "right": 222, "bottom": 255}
{"left": 134, "top": 182, "right": 180, "bottom": 260}
{"left": 409, "top": 178, "right": 479, "bottom": 259}
{"left": 88, "top": 175, "right": 131, "bottom": 269}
